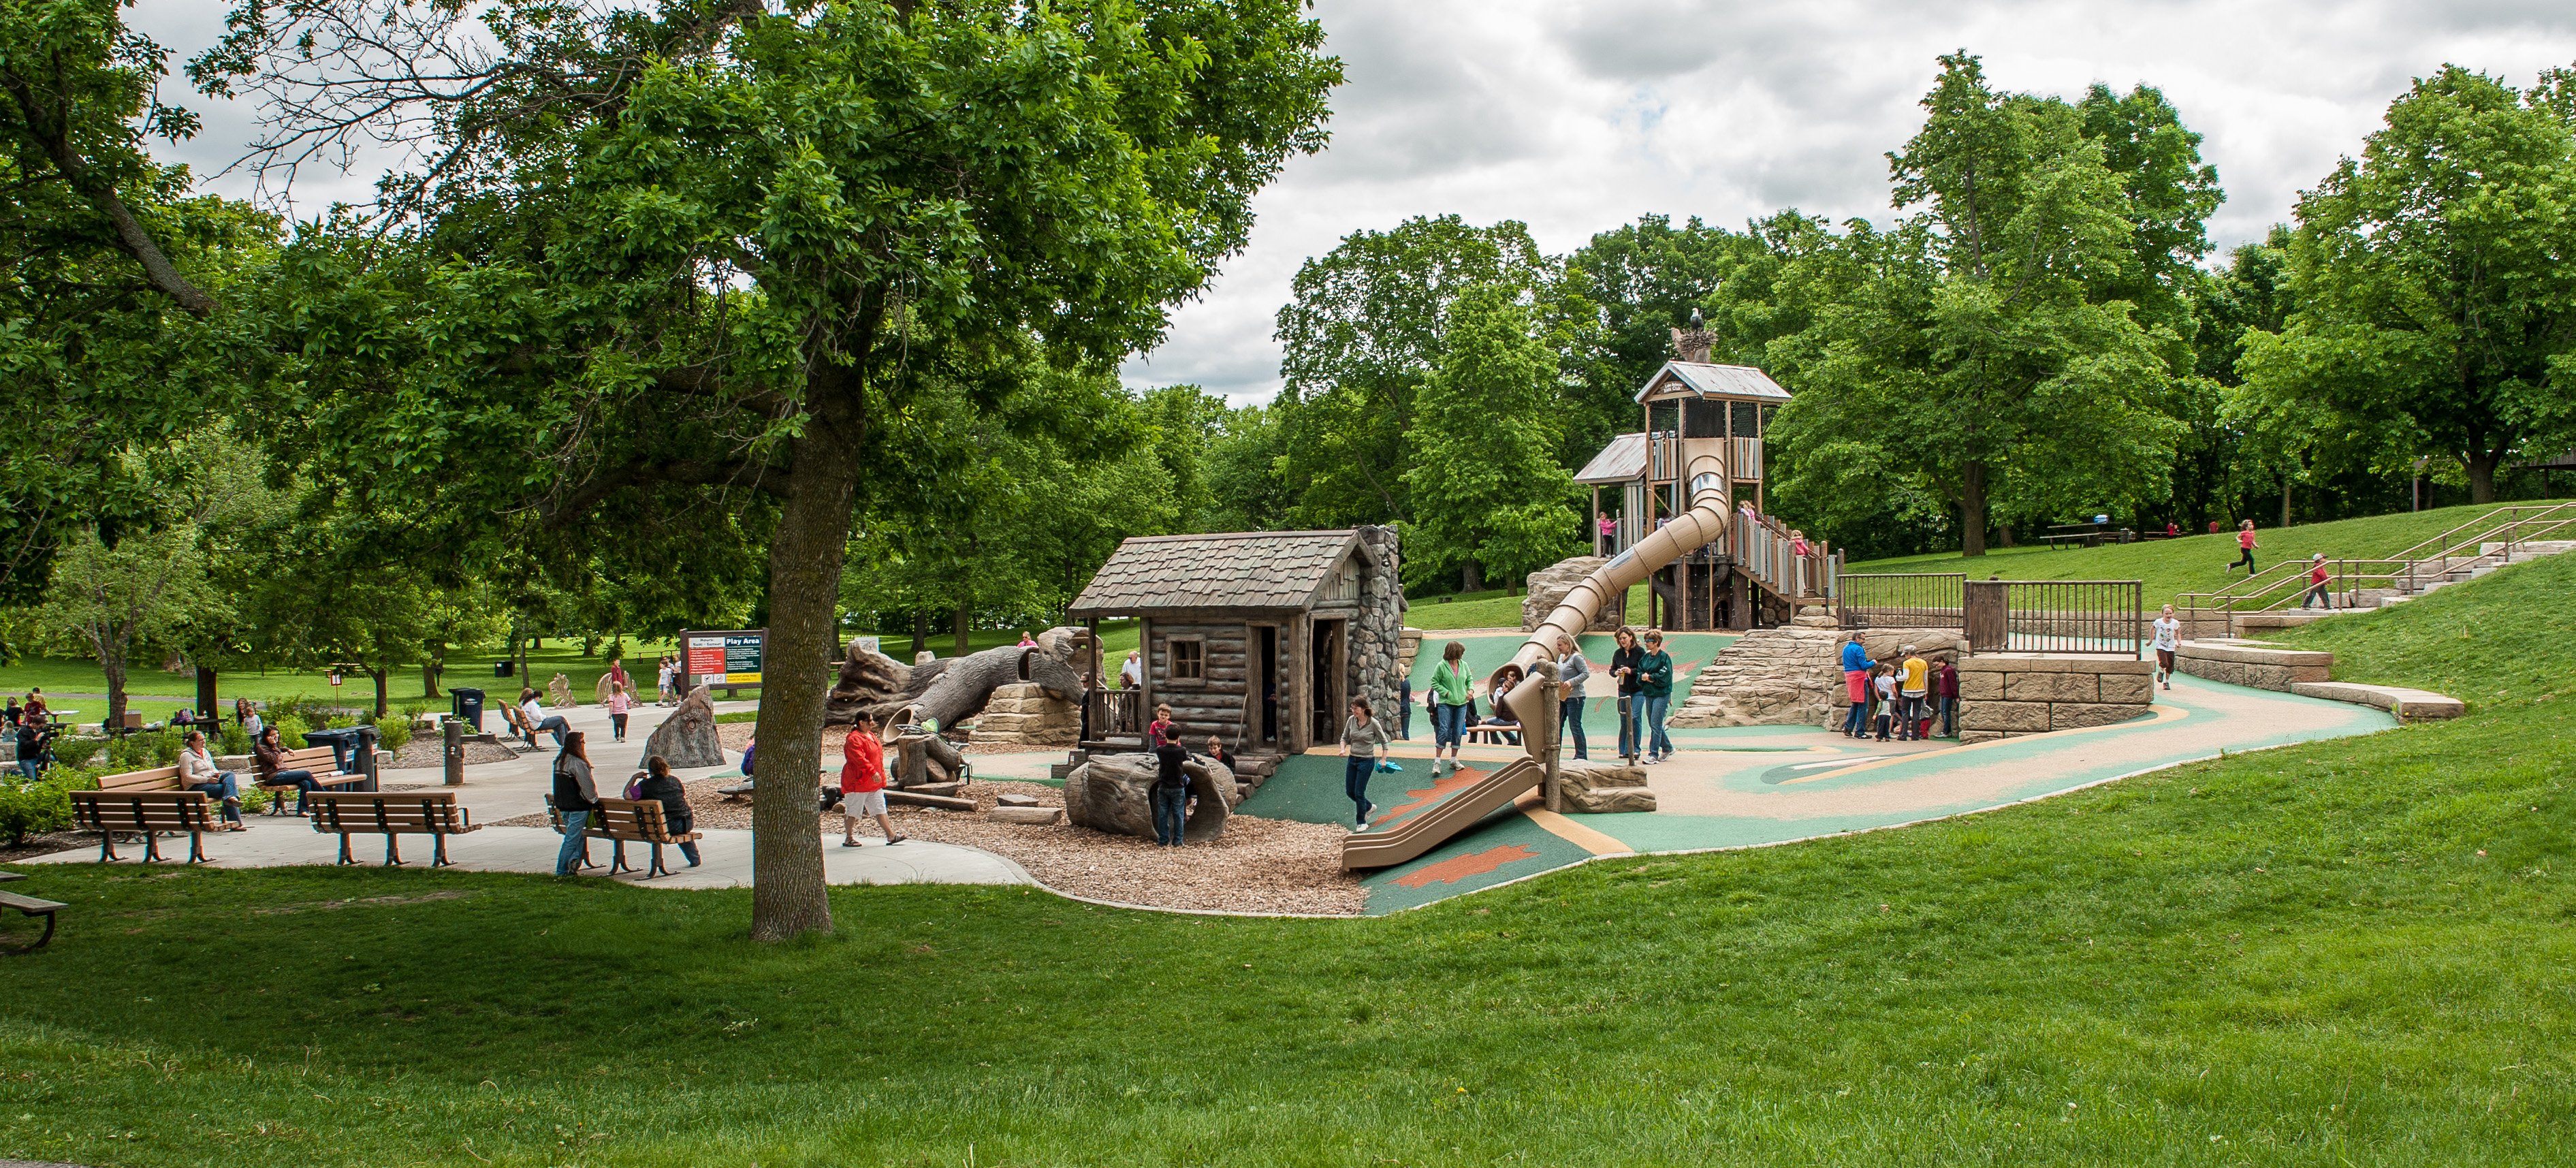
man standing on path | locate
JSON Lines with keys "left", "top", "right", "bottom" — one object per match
{"left": 1636, "top": 630, "right": 1675, "bottom": 764}
{"left": 1840, "top": 633, "right": 1871, "bottom": 738}
{"left": 2152, "top": 604, "right": 2182, "bottom": 690}
{"left": 840, "top": 711, "right": 903, "bottom": 847}
{"left": 1553, "top": 633, "right": 1591, "bottom": 761}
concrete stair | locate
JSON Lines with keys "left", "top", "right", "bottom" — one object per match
{"left": 2231, "top": 537, "right": 2572, "bottom": 634}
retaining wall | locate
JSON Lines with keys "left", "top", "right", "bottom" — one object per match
{"left": 1956, "top": 656, "right": 2156, "bottom": 743}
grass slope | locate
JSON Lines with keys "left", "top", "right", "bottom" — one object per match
{"left": 1846, "top": 499, "right": 2569, "bottom": 608}
{"left": 3, "top": 550, "right": 2574, "bottom": 1166}
{"left": 2271, "top": 543, "right": 2576, "bottom": 710}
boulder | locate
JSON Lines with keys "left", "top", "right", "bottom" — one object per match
{"left": 546, "top": 672, "right": 576, "bottom": 709}
{"left": 1061, "top": 751, "right": 1239, "bottom": 842}
{"left": 996, "top": 793, "right": 1042, "bottom": 808}
{"left": 643, "top": 684, "right": 727, "bottom": 769}
{"left": 1560, "top": 759, "right": 1647, "bottom": 793}
{"left": 1566, "top": 785, "right": 1657, "bottom": 814}
{"left": 1523, "top": 556, "right": 1625, "bottom": 632}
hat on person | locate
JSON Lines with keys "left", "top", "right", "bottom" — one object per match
{"left": 1899, "top": 644, "right": 1916, "bottom": 655}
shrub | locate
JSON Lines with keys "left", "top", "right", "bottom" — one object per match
{"left": 50, "top": 736, "right": 107, "bottom": 769}
{"left": 368, "top": 714, "right": 413, "bottom": 755}
{"left": 217, "top": 721, "right": 251, "bottom": 756}
{"left": 0, "top": 776, "right": 77, "bottom": 845}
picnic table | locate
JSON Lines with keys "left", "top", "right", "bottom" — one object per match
{"left": 2040, "top": 522, "right": 2112, "bottom": 550}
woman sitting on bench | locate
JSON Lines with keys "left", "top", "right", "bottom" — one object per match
{"left": 178, "top": 731, "right": 247, "bottom": 829}
{"left": 253, "top": 725, "right": 324, "bottom": 815}
{"left": 516, "top": 688, "right": 571, "bottom": 748}
{"left": 631, "top": 755, "right": 701, "bottom": 868}
{"left": 1478, "top": 675, "right": 1522, "bottom": 746}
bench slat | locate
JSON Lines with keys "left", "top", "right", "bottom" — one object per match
{"left": 0, "top": 891, "right": 67, "bottom": 913}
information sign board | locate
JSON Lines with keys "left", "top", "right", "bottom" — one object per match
{"left": 681, "top": 629, "right": 765, "bottom": 687}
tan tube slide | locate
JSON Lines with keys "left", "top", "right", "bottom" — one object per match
{"left": 1340, "top": 449, "right": 1730, "bottom": 870}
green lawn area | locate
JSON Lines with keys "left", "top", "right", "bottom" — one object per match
{"left": 4, "top": 552, "right": 2573, "bottom": 1163}
{"left": 1844, "top": 499, "right": 2570, "bottom": 608}
{"left": 0, "top": 639, "right": 680, "bottom": 714}
{"left": 1408, "top": 584, "right": 1654, "bottom": 631}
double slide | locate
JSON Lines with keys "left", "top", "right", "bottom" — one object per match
{"left": 1340, "top": 446, "right": 1736, "bottom": 870}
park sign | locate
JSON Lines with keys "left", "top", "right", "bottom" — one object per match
{"left": 682, "top": 629, "right": 765, "bottom": 691}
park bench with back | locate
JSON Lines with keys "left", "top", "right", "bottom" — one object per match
{"left": 304, "top": 790, "right": 480, "bottom": 867}
{"left": 67, "top": 766, "right": 219, "bottom": 863}
{"left": 257, "top": 744, "right": 369, "bottom": 813}
{"left": 0, "top": 870, "right": 63, "bottom": 953}
{"left": 546, "top": 795, "right": 701, "bottom": 879}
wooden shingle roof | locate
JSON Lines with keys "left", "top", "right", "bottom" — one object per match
{"left": 1068, "top": 530, "right": 1365, "bottom": 617}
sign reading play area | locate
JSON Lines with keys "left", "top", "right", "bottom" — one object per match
{"left": 682, "top": 629, "right": 765, "bottom": 687}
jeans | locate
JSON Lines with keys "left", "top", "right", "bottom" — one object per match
{"left": 1559, "top": 695, "right": 1588, "bottom": 758}
{"left": 531, "top": 715, "right": 571, "bottom": 748}
{"left": 677, "top": 839, "right": 701, "bottom": 866}
{"left": 556, "top": 810, "right": 592, "bottom": 874}
{"left": 191, "top": 772, "right": 244, "bottom": 823}
{"left": 1151, "top": 786, "right": 1188, "bottom": 845}
{"left": 2303, "top": 582, "right": 2331, "bottom": 609}
{"left": 1343, "top": 755, "right": 1374, "bottom": 825}
{"left": 1431, "top": 703, "right": 1467, "bottom": 751}
{"left": 610, "top": 713, "right": 629, "bottom": 741}
{"left": 268, "top": 768, "right": 321, "bottom": 812}
{"left": 1617, "top": 695, "right": 1637, "bottom": 758}
{"left": 18, "top": 758, "right": 39, "bottom": 780}
{"left": 1937, "top": 695, "right": 1956, "bottom": 738}
{"left": 1638, "top": 695, "right": 1672, "bottom": 757}
{"left": 1399, "top": 682, "right": 1413, "bottom": 739}
{"left": 1844, "top": 701, "right": 1869, "bottom": 736}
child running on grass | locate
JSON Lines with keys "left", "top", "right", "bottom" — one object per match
{"left": 2227, "top": 519, "right": 2259, "bottom": 575}
{"left": 840, "top": 710, "right": 903, "bottom": 847}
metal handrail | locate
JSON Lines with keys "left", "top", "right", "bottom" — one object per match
{"left": 2177, "top": 502, "right": 2576, "bottom": 617}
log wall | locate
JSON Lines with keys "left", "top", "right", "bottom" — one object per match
{"left": 1149, "top": 621, "right": 1252, "bottom": 746}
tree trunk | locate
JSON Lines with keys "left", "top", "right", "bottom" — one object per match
{"left": 1959, "top": 462, "right": 1989, "bottom": 557}
{"left": 2281, "top": 476, "right": 2293, "bottom": 526}
{"left": 953, "top": 603, "right": 970, "bottom": 657}
{"left": 910, "top": 610, "right": 929, "bottom": 659}
{"left": 101, "top": 633, "right": 129, "bottom": 733}
{"left": 422, "top": 654, "right": 444, "bottom": 699}
{"left": 370, "top": 666, "right": 389, "bottom": 720}
{"left": 749, "top": 375, "right": 870, "bottom": 943}
{"left": 1461, "top": 561, "right": 1483, "bottom": 593}
{"left": 2463, "top": 450, "right": 2501, "bottom": 504}
{"left": 194, "top": 665, "right": 218, "bottom": 722}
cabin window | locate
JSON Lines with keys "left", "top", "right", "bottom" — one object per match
{"left": 1683, "top": 398, "right": 1723, "bottom": 439}
{"left": 1169, "top": 638, "right": 1205, "bottom": 682}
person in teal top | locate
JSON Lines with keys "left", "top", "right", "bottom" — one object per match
{"left": 1428, "top": 640, "right": 1473, "bottom": 778}
{"left": 1636, "top": 629, "right": 1676, "bottom": 763}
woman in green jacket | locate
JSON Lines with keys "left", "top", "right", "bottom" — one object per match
{"left": 1428, "top": 641, "right": 1473, "bottom": 778}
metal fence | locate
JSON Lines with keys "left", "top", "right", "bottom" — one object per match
{"left": 1838, "top": 573, "right": 1965, "bottom": 631}
{"left": 1842, "top": 573, "right": 2142, "bottom": 657}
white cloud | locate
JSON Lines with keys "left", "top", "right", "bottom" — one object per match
{"left": 127, "top": 0, "right": 2576, "bottom": 403}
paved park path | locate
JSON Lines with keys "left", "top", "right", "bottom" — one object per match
{"left": 17, "top": 697, "right": 1032, "bottom": 889}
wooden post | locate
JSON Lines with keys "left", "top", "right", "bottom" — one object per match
{"left": 1536, "top": 661, "right": 1563, "bottom": 814}
{"left": 1137, "top": 615, "right": 1154, "bottom": 736}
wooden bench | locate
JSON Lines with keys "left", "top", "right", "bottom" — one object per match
{"left": 69, "top": 768, "right": 219, "bottom": 863}
{"left": 0, "top": 888, "right": 65, "bottom": 953}
{"left": 1463, "top": 723, "right": 1522, "bottom": 745}
{"left": 306, "top": 791, "right": 479, "bottom": 867}
{"left": 547, "top": 797, "right": 701, "bottom": 879}
{"left": 256, "top": 744, "right": 368, "bottom": 814}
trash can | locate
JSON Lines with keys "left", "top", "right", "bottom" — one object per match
{"left": 303, "top": 726, "right": 385, "bottom": 791}
{"left": 451, "top": 686, "right": 486, "bottom": 731}
{"left": 493, "top": 660, "right": 515, "bottom": 678}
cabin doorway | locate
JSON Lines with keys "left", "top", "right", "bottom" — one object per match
{"left": 1253, "top": 625, "right": 1280, "bottom": 746}
{"left": 1309, "top": 618, "right": 1346, "bottom": 745}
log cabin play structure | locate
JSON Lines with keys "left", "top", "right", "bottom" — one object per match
{"left": 1064, "top": 527, "right": 1407, "bottom": 764}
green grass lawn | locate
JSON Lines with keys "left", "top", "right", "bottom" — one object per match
{"left": 1408, "top": 584, "right": 1654, "bottom": 631}
{"left": 0, "top": 639, "right": 680, "bottom": 716}
{"left": 1844, "top": 499, "right": 2570, "bottom": 608}
{"left": 3, "top": 547, "right": 2573, "bottom": 1164}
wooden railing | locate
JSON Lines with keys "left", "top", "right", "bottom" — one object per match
{"left": 1085, "top": 688, "right": 1146, "bottom": 742}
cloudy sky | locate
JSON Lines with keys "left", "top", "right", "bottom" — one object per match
{"left": 134, "top": 0, "right": 2576, "bottom": 402}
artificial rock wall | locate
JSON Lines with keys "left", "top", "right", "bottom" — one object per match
{"left": 966, "top": 682, "right": 1081, "bottom": 747}
{"left": 1955, "top": 657, "right": 2155, "bottom": 742}
{"left": 1670, "top": 624, "right": 1969, "bottom": 729}
{"left": 1352, "top": 525, "right": 1410, "bottom": 720}
{"left": 1522, "top": 556, "right": 1626, "bottom": 632}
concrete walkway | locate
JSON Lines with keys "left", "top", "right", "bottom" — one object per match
{"left": 21, "top": 697, "right": 1032, "bottom": 889}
